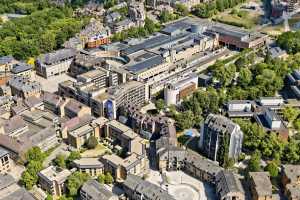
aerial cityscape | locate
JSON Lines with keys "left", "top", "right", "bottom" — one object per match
{"left": 0, "top": 0, "right": 300, "bottom": 199}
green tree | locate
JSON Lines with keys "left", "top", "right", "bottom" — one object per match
{"left": 155, "top": 99, "right": 165, "bottom": 111}
{"left": 46, "top": 194, "right": 53, "bottom": 200}
{"left": 248, "top": 151, "right": 261, "bottom": 172}
{"left": 67, "top": 172, "right": 90, "bottom": 196}
{"left": 175, "top": 110, "right": 195, "bottom": 130}
{"left": 98, "top": 174, "right": 105, "bottom": 184}
{"left": 175, "top": 3, "right": 189, "bottom": 16}
{"left": 283, "top": 106, "right": 300, "bottom": 124}
{"left": 86, "top": 136, "right": 98, "bottom": 149}
{"left": 216, "top": 0, "right": 224, "bottom": 11}
{"left": 238, "top": 68, "right": 252, "bottom": 87}
{"left": 26, "top": 147, "right": 45, "bottom": 162}
{"left": 104, "top": 172, "right": 114, "bottom": 184}
{"left": 21, "top": 171, "right": 36, "bottom": 190}
{"left": 68, "top": 151, "right": 81, "bottom": 162}
{"left": 265, "top": 161, "right": 278, "bottom": 177}
{"left": 54, "top": 154, "right": 66, "bottom": 168}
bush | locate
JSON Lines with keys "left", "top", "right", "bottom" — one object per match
{"left": 86, "top": 136, "right": 98, "bottom": 149}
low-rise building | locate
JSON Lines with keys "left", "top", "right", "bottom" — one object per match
{"left": 122, "top": 174, "right": 176, "bottom": 200}
{"left": 183, "top": 150, "right": 223, "bottom": 184}
{"left": 249, "top": 172, "right": 274, "bottom": 200}
{"left": 36, "top": 48, "right": 76, "bottom": 79}
{"left": 11, "top": 62, "right": 33, "bottom": 78}
{"left": 164, "top": 73, "right": 198, "bottom": 106}
{"left": 8, "top": 76, "right": 42, "bottom": 98}
{"left": 80, "top": 179, "right": 118, "bottom": 200}
{"left": 64, "top": 98, "right": 91, "bottom": 119}
{"left": 101, "top": 153, "right": 148, "bottom": 181}
{"left": 0, "top": 147, "right": 11, "bottom": 174}
{"left": 282, "top": 165, "right": 300, "bottom": 200}
{"left": 0, "top": 56, "right": 18, "bottom": 73}
{"left": 227, "top": 100, "right": 254, "bottom": 118}
{"left": 67, "top": 115, "right": 99, "bottom": 149}
{"left": 38, "top": 166, "right": 72, "bottom": 197}
{"left": 216, "top": 170, "right": 245, "bottom": 200}
{"left": 73, "top": 158, "right": 104, "bottom": 177}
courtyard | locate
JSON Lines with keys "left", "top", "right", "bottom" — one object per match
{"left": 146, "top": 170, "right": 217, "bottom": 200}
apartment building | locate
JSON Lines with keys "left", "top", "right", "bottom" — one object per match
{"left": 36, "top": 48, "right": 76, "bottom": 78}
{"left": 0, "top": 147, "right": 11, "bottom": 174}
{"left": 42, "top": 91, "right": 67, "bottom": 115}
{"left": 38, "top": 166, "right": 72, "bottom": 197}
{"left": 80, "top": 180, "right": 118, "bottom": 200}
{"left": 73, "top": 158, "right": 104, "bottom": 177}
{"left": 199, "top": 114, "right": 243, "bottom": 163}
{"left": 8, "top": 76, "right": 42, "bottom": 99}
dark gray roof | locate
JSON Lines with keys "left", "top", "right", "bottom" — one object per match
{"left": 122, "top": 34, "right": 170, "bottom": 55}
{"left": 11, "top": 63, "right": 32, "bottom": 74}
{"left": 205, "top": 114, "right": 238, "bottom": 135}
{"left": 216, "top": 170, "right": 244, "bottom": 196}
{"left": 8, "top": 76, "right": 41, "bottom": 93}
{"left": 0, "top": 56, "right": 15, "bottom": 65}
{"left": 123, "top": 174, "right": 176, "bottom": 200}
{"left": 39, "top": 48, "right": 76, "bottom": 66}
{"left": 81, "top": 180, "right": 115, "bottom": 200}
{"left": 0, "top": 146, "right": 9, "bottom": 158}
{"left": 126, "top": 55, "right": 164, "bottom": 74}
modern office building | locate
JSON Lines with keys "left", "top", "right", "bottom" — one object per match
{"left": 199, "top": 114, "right": 243, "bottom": 163}
{"left": 36, "top": 48, "right": 76, "bottom": 78}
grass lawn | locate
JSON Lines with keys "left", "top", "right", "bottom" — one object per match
{"left": 260, "top": 23, "right": 284, "bottom": 36}
{"left": 81, "top": 143, "right": 110, "bottom": 158}
{"left": 213, "top": 8, "right": 260, "bottom": 29}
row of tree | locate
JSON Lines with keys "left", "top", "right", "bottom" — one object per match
{"left": 111, "top": 18, "right": 161, "bottom": 42}
{"left": 192, "top": 0, "right": 247, "bottom": 18}
{"left": 277, "top": 30, "right": 300, "bottom": 54}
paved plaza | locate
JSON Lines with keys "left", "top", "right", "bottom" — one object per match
{"left": 146, "top": 170, "right": 217, "bottom": 200}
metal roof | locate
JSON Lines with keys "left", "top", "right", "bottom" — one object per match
{"left": 126, "top": 55, "right": 164, "bottom": 74}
